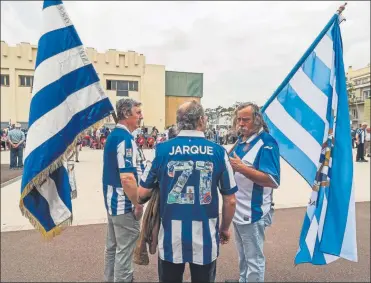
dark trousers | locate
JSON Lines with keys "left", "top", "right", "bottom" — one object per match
{"left": 10, "top": 146, "right": 24, "bottom": 168}
{"left": 356, "top": 143, "right": 365, "bottom": 161}
{"left": 158, "top": 257, "right": 216, "bottom": 283}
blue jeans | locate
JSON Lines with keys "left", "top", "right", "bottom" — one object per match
{"left": 233, "top": 208, "right": 274, "bottom": 282}
{"left": 10, "top": 146, "right": 23, "bottom": 168}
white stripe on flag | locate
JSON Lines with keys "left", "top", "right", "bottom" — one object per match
{"left": 339, "top": 183, "right": 358, "bottom": 261}
{"left": 41, "top": 4, "right": 73, "bottom": 38}
{"left": 265, "top": 98, "right": 322, "bottom": 166}
{"left": 32, "top": 45, "right": 86, "bottom": 95}
{"left": 25, "top": 82, "right": 104, "bottom": 159}
{"left": 36, "top": 176, "right": 71, "bottom": 225}
{"left": 192, "top": 221, "right": 204, "bottom": 264}
{"left": 314, "top": 34, "right": 334, "bottom": 70}
{"left": 305, "top": 217, "right": 319, "bottom": 259}
{"left": 209, "top": 218, "right": 218, "bottom": 260}
{"left": 317, "top": 193, "right": 328, "bottom": 241}
{"left": 172, "top": 220, "right": 182, "bottom": 263}
{"left": 290, "top": 68, "right": 329, "bottom": 123}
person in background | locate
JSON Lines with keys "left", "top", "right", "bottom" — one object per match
{"left": 138, "top": 100, "right": 237, "bottom": 283}
{"left": 356, "top": 122, "right": 368, "bottom": 162}
{"left": 365, "top": 126, "right": 370, "bottom": 158}
{"left": 7, "top": 123, "right": 26, "bottom": 169}
{"left": 102, "top": 98, "right": 144, "bottom": 282}
{"left": 1, "top": 128, "right": 8, "bottom": 151}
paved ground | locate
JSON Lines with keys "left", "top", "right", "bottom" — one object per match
{"left": 0, "top": 164, "right": 23, "bottom": 184}
{"left": 1, "top": 146, "right": 370, "bottom": 282}
{"left": 1, "top": 202, "right": 369, "bottom": 282}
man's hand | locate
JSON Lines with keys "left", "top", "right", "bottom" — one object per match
{"left": 12, "top": 143, "right": 18, "bottom": 149}
{"left": 133, "top": 205, "right": 144, "bottom": 221}
{"left": 229, "top": 152, "right": 245, "bottom": 173}
{"left": 219, "top": 229, "right": 231, "bottom": 245}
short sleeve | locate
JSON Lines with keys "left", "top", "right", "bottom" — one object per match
{"left": 218, "top": 150, "right": 238, "bottom": 195}
{"left": 140, "top": 150, "right": 160, "bottom": 189}
{"left": 117, "top": 137, "right": 136, "bottom": 173}
{"left": 258, "top": 142, "right": 280, "bottom": 187}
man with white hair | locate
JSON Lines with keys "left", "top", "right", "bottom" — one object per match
{"left": 356, "top": 122, "right": 368, "bottom": 162}
{"left": 7, "top": 123, "right": 25, "bottom": 169}
{"left": 102, "top": 98, "right": 145, "bottom": 282}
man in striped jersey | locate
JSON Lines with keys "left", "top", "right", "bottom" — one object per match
{"left": 228, "top": 103, "right": 280, "bottom": 283}
{"left": 138, "top": 100, "right": 237, "bottom": 282}
{"left": 355, "top": 122, "right": 368, "bottom": 162}
{"left": 102, "top": 98, "right": 145, "bottom": 282}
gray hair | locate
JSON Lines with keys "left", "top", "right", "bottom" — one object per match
{"left": 233, "top": 102, "right": 269, "bottom": 133}
{"left": 176, "top": 100, "right": 205, "bottom": 131}
{"left": 116, "top": 98, "right": 141, "bottom": 120}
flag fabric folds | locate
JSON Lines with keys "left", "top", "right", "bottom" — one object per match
{"left": 261, "top": 14, "right": 357, "bottom": 265}
{"left": 20, "top": 0, "right": 114, "bottom": 238}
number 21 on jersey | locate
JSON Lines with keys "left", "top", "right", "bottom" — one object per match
{"left": 167, "top": 160, "right": 213, "bottom": 205}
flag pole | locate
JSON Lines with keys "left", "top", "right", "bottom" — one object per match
{"left": 261, "top": 5, "right": 346, "bottom": 113}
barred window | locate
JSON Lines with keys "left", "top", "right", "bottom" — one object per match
{"left": 1, "top": 74, "right": 9, "bottom": 86}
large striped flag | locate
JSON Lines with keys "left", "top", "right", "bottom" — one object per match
{"left": 261, "top": 11, "right": 357, "bottom": 265}
{"left": 20, "top": 0, "right": 114, "bottom": 238}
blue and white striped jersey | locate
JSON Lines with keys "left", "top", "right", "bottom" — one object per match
{"left": 102, "top": 124, "right": 145, "bottom": 216}
{"left": 230, "top": 129, "right": 280, "bottom": 225}
{"left": 140, "top": 130, "right": 237, "bottom": 265}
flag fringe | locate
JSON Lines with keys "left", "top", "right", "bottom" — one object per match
{"left": 19, "top": 117, "right": 108, "bottom": 238}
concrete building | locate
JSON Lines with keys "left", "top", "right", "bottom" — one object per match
{"left": 0, "top": 41, "right": 203, "bottom": 130}
{"left": 346, "top": 64, "right": 371, "bottom": 127}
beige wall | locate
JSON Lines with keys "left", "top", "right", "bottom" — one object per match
{"left": 0, "top": 41, "right": 168, "bottom": 130}
{"left": 142, "top": 64, "right": 166, "bottom": 130}
{"left": 165, "top": 96, "right": 201, "bottom": 128}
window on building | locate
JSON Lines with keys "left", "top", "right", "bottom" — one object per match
{"left": 1, "top": 74, "right": 9, "bottom": 86}
{"left": 352, "top": 109, "right": 358, "bottom": 119}
{"left": 106, "top": 79, "right": 138, "bottom": 95}
{"left": 129, "top": 81, "right": 138, "bottom": 91}
{"left": 117, "top": 90, "right": 129, "bottom": 97}
{"left": 363, "top": 89, "right": 370, "bottom": 100}
{"left": 19, "top": 75, "right": 34, "bottom": 87}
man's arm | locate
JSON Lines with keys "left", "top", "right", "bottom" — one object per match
{"left": 137, "top": 186, "right": 153, "bottom": 205}
{"left": 236, "top": 163, "right": 277, "bottom": 188}
{"left": 220, "top": 194, "right": 236, "bottom": 233}
{"left": 17, "top": 132, "right": 26, "bottom": 146}
{"left": 120, "top": 173, "right": 140, "bottom": 206}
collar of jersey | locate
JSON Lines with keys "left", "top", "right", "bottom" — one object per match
{"left": 116, "top": 123, "right": 131, "bottom": 133}
{"left": 177, "top": 130, "right": 205, "bottom": 138}
{"left": 238, "top": 127, "right": 263, "bottom": 144}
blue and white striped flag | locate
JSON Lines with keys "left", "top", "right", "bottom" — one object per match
{"left": 20, "top": 0, "right": 114, "bottom": 238}
{"left": 261, "top": 13, "right": 357, "bottom": 265}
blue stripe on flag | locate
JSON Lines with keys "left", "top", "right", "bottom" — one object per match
{"left": 29, "top": 64, "right": 99, "bottom": 128}
{"left": 277, "top": 84, "right": 325, "bottom": 145}
{"left": 21, "top": 98, "right": 113, "bottom": 189}
{"left": 43, "top": 0, "right": 62, "bottom": 9}
{"left": 36, "top": 26, "right": 82, "bottom": 68}
{"left": 302, "top": 53, "right": 332, "bottom": 97}
{"left": 263, "top": 113, "right": 317, "bottom": 186}
{"left": 319, "top": 20, "right": 353, "bottom": 256}
{"left": 295, "top": 213, "right": 313, "bottom": 263}
{"left": 23, "top": 166, "right": 72, "bottom": 232}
